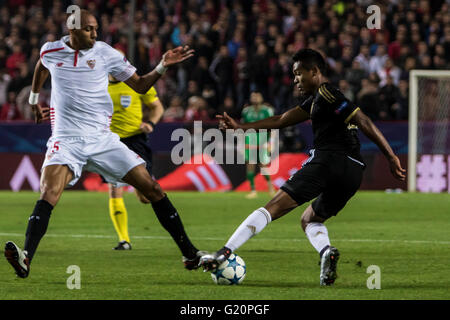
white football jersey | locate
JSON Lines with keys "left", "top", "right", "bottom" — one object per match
{"left": 40, "top": 35, "right": 136, "bottom": 136}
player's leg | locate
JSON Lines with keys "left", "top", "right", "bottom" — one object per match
{"left": 122, "top": 164, "right": 204, "bottom": 269}
{"left": 200, "top": 189, "right": 299, "bottom": 270}
{"left": 200, "top": 160, "right": 327, "bottom": 271}
{"left": 108, "top": 184, "right": 131, "bottom": 250}
{"left": 302, "top": 156, "right": 364, "bottom": 285}
{"left": 5, "top": 164, "right": 73, "bottom": 278}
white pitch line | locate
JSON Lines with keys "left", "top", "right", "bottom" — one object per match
{"left": 0, "top": 232, "right": 449, "bottom": 245}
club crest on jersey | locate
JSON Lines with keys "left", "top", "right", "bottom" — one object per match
{"left": 120, "top": 95, "right": 132, "bottom": 108}
{"left": 86, "top": 59, "right": 96, "bottom": 69}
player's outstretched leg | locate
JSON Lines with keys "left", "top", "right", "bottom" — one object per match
{"left": 199, "top": 190, "right": 297, "bottom": 271}
{"left": 123, "top": 164, "right": 206, "bottom": 270}
{"left": 301, "top": 204, "right": 339, "bottom": 286}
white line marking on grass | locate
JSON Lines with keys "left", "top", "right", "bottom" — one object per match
{"left": 0, "top": 232, "right": 449, "bottom": 245}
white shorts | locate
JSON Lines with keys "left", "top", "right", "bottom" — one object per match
{"left": 42, "top": 132, "right": 146, "bottom": 187}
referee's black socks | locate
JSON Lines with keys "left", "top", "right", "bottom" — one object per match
{"left": 151, "top": 195, "right": 198, "bottom": 259}
{"left": 24, "top": 199, "right": 53, "bottom": 261}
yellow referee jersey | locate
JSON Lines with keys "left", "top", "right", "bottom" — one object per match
{"left": 108, "top": 82, "right": 159, "bottom": 138}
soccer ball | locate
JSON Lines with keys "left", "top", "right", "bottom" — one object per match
{"left": 211, "top": 253, "right": 246, "bottom": 285}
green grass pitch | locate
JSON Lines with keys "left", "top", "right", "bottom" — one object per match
{"left": 0, "top": 191, "right": 449, "bottom": 300}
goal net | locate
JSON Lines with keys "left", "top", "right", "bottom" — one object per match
{"left": 408, "top": 70, "right": 450, "bottom": 193}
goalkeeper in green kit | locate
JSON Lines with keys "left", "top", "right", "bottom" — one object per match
{"left": 241, "top": 91, "right": 276, "bottom": 198}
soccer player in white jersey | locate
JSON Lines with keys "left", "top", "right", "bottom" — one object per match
{"left": 4, "top": 10, "right": 205, "bottom": 278}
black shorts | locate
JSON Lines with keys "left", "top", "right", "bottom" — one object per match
{"left": 101, "top": 133, "right": 153, "bottom": 183}
{"left": 280, "top": 150, "right": 364, "bottom": 219}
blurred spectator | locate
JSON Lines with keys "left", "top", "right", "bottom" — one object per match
{"left": 163, "top": 96, "right": 184, "bottom": 122}
{"left": 357, "top": 79, "right": 383, "bottom": 121}
{"left": 0, "top": 0, "right": 448, "bottom": 122}
{"left": 182, "top": 80, "right": 201, "bottom": 102}
{"left": 1, "top": 91, "right": 22, "bottom": 120}
{"left": 338, "top": 79, "right": 354, "bottom": 102}
{"left": 234, "top": 47, "right": 250, "bottom": 110}
{"left": 379, "top": 75, "right": 401, "bottom": 120}
{"left": 345, "top": 60, "right": 366, "bottom": 95}
{"left": 377, "top": 58, "right": 401, "bottom": 87}
{"left": 369, "top": 45, "right": 388, "bottom": 74}
{"left": 394, "top": 79, "right": 409, "bottom": 120}
{"left": 0, "top": 68, "right": 11, "bottom": 106}
{"left": 7, "top": 62, "right": 31, "bottom": 95}
{"left": 6, "top": 43, "right": 25, "bottom": 76}
{"left": 218, "top": 95, "right": 240, "bottom": 119}
{"left": 328, "top": 60, "right": 344, "bottom": 87}
{"left": 249, "top": 43, "right": 270, "bottom": 100}
{"left": 270, "top": 52, "right": 292, "bottom": 113}
{"left": 184, "top": 96, "right": 209, "bottom": 121}
{"left": 191, "top": 56, "right": 214, "bottom": 93}
{"left": 354, "top": 44, "right": 371, "bottom": 74}
{"left": 209, "top": 45, "right": 234, "bottom": 103}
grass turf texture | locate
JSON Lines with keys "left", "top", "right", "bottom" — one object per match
{"left": 0, "top": 191, "right": 448, "bottom": 300}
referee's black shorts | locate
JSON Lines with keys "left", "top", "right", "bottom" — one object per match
{"left": 280, "top": 150, "right": 365, "bottom": 219}
{"left": 101, "top": 133, "right": 153, "bottom": 183}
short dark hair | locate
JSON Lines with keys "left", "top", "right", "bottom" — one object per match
{"left": 292, "top": 48, "right": 326, "bottom": 74}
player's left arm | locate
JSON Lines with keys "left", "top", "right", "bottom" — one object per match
{"left": 349, "top": 110, "right": 406, "bottom": 181}
{"left": 319, "top": 83, "right": 405, "bottom": 181}
{"left": 125, "top": 45, "right": 194, "bottom": 94}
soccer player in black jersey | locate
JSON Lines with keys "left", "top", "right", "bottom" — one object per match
{"left": 200, "top": 48, "right": 406, "bottom": 286}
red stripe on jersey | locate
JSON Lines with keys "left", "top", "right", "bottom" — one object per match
{"left": 40, "top": 47, "right": 64, "bottom": 58}
{"left": 74, "top": 50, "right": 79, "bottom": 67}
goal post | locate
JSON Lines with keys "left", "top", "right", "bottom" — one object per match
{"left": 408, "top": 70, "right": 450, "bottom": 192}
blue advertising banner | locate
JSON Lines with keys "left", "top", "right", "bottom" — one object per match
{"left": 0, "top": 121, "right": 409, "bottom": 155}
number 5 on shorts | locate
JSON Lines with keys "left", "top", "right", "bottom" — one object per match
{"left": 51, "top": 141, "right": 60, "bottom": 153}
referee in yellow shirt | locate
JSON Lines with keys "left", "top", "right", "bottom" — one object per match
{"left": 107, "top": 74, "right": 163, "bottom": 250}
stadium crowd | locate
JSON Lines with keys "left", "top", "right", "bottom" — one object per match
{"left": 0, "top": 0, "right": 449, "bottom": 122}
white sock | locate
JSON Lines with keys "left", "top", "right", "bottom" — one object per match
{"left": 305, "top": 222, "right": 331, "bottom": 255}
{"left": 225, "top": 208, "right": 272, "bottom": 252}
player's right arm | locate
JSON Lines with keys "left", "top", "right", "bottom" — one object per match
{"left": 29, "top": 59, "right": 50, "bottom": 123}
{"left": 217, "top": 106, "right": 310, "bottom": 130}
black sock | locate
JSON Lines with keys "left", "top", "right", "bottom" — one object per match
{"left": 24, "top": 199, "right": 53, "bottom": 261}
{"left": 151, "top": 195, "right": 198, "bottom": 259}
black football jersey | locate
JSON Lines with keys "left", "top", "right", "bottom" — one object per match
{"left": 300, "top": 82, "right": 362, "bottom": 160}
